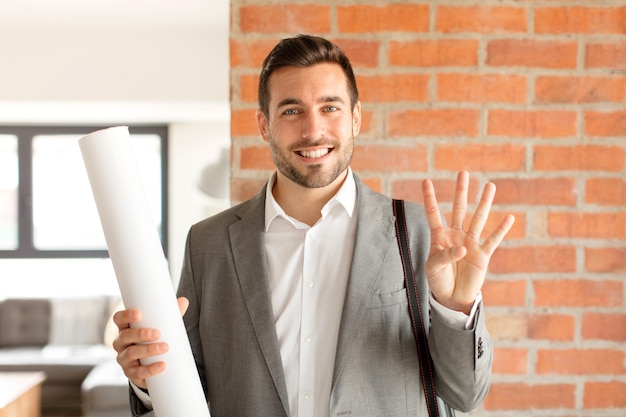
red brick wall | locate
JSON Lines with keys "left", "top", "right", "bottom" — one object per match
{"left": 230, "top": 2, "right": 626, "bottom": 415}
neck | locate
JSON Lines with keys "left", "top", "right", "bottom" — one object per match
{"left": 272, "top": 170, "right": 348, "bottom": 226}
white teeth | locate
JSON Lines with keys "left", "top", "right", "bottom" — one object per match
{"left": 299, "top": 148, "right": 329, "bottom": 158}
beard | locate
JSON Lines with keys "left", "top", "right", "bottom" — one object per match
{"left": 268, "top": 135, "right": 354, "bottom": 189}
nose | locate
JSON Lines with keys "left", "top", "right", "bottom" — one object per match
{"left": 300, "top": 111, "right": 326, "bottom": 140}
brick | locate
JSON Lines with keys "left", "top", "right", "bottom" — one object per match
{"left": 534, "top": 279, "right": 623, "bottom": 308}
{"left": 535, "top": 145, "right": 625, "bottom": 172}
{"left": 359, "top": 176, "right": 381, "bottom": 193}
{"left": 229, "top": 177, "right": 267, "bottom": 205}
{"left": 334, "top": 38, "right": 380, "bottom": 68}
{"left": 391, "top": 177, "right": 480, "bottom": 205}
{"left": 548, "top": 212, "right": 626, "bottom": 239}
{"left": 487, "top": 39, "right": 577, "bottom": 69}
{"left": 483, "top": 279, "right": 526, "bottom": 307}
{"left": 483, "top": 211, "right": 525, "bottom": 240}
{"left": 434, "top": 143, "right": 526, "bottom": 172}
{"left": 351, "top": 144, "right": 427, "bottom": 173}
{"left": 233, "top": 37, "right": 379, "bottom": 68}
{"left": 239, "top": 145, "right": 273, "bottom": 170}
{"left": 529, "top": 314, "right": 575, "bottom": 341}
{"left": 239, "top": 5, "right": 330, "bottom": 33}
{"left": 493, "top": 348, "right": 527, "bottom": 375}
{"left": 231, "top": 109, "right": 260, "bottom": 137}
{"left": 585, "top": 110, "right": 626, "bottom": 137}
{"left": 584, "top": 381, "right": 626, "bottom": 408}
{"left": 583, "top": 313, "right": 626, "bottom": 341}
{"left": 387, "top": 109, "right": 479, "bottom": 137}
{"left": 437, "top": 73, "right": 527, "bottom": 103}
{"left": 535, "top": 76, "right": 626, "bottom": 103}
{"left": 489, "top": 245, "right": 577, "bottom": 274}
{"left": 483, "top": 383, "right": 575, "bottom": 410}
{"left": 586, "top": 42, "right": 626, "bottom": 69}
{"left": 485, "top": 313, "right": 528, "bottom": 340}
{"left": 436, "top": 5, "right": 527, "bottom": 34}
{"left": 230, "top": 38, "right": 279, "bottom": 68}
{"left": 357, "top": 74, "right": 429, "bottom": 103}
{"left": 389, "top": 40, "right": 478, "bottom": 67}
{"left": 537, "top": 349, "right": 625, "bottom": 375}
{"left": 337, "top": 4, "right": 429, "bottom": 33}
{"left": 240, "top": 74, "right": 259, "bottom": 103}
{"left": 491, "top": 177, "right": 577, "bottom": 206}
{"left": 488, "top": 109, "right": 577, "bottom": 138}
{"left": 586, "top": 177, "right": 626, "bottom": 206}
{"left": 535, "top": 7, "right": 626, "bottom": 34}
{"left": 585, "top": 247, "right": 626, "bottom": 273}
{"left": 391, "top": 179, "right": 425, "bottom": 204}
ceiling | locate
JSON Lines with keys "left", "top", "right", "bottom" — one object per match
{"left": 0, "top": 0, "right": 229, "bottom": 29}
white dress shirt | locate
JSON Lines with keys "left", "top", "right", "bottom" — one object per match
{"left": 265, "top": 169, "right": 358, "bottom": 417}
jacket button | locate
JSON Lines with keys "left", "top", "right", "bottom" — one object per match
{"left": 477, "top": 337, "right": 484, "bottom": 359}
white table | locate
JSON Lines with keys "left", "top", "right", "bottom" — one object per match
{"left": 0, "top": 372, "right": 46, "bottom": 417}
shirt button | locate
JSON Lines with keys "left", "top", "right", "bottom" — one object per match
{"left": 303, "top": 391, "right": 311, "bottom": 400}
{"left": 304, "top": 336, "right": 312, "bottom": 343}
{"left": 306, "top": 281, "right": 315, "bottom": 288}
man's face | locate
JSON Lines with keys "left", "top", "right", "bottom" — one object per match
{"left": 256, "top": 62, "right": 361, "bottom": 189}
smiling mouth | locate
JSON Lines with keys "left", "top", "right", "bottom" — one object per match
{"left": 296, "top": 148, "right": 331, "bottom": 159}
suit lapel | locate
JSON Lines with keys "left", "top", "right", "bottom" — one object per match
{"left": 229, "top": 189, "right": 290, "bottom": 416}
{"left": 333, "top": 178, "right": 396, "bottom": 384}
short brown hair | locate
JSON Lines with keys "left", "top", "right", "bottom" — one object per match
{"left": 258, "top": 34, "right": 359, "bottom": 118}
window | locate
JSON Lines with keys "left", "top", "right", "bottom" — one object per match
{"left": 0, "top": 125, "right": 168, "bottom": 258}
{"left": 0, "top": 135, "right": 18, "bottom": 250}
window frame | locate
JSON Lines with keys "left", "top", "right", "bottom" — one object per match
{"left": 0, "top": 125, "right": 168, "bottom": 259}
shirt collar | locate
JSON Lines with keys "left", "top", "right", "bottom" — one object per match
{"left": 265, "top": 167, "right": 357, "bottom": 231}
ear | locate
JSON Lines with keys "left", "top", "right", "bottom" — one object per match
{"left": 256, "top": 110, "right": 270, "bottom": 143}
{"left": 352, "top": 101, "right": 362, "bottom": 137}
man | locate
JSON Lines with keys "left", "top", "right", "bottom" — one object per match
{"left": 113, "top": 34, "right": 515, "bottom": 417}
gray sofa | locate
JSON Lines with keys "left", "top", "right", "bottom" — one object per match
{"left": 0, "top": 297, "right": 132, "bottom": 416}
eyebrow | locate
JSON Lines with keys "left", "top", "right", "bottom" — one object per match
{"left": 276, "top": 96, "right": 346, "bottom": 109}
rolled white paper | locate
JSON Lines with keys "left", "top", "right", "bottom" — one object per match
{"left": 79, "top": 126, "right": 210, "bottom": 417}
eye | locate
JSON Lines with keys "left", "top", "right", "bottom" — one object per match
{"left": 283, "top": 108, "right": 300, "bottom": 116}
{"left": 323, "top": 105, "right": 339, "bottom": 112}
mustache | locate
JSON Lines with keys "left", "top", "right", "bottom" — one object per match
{"left": 288, "top": 138, "right": 336, "bottom": 150}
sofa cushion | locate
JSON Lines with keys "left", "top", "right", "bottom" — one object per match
{"left": 0, "top": 299, "right": 50, "bottom": 347}
{"left": 82, "top": 358, "right": 130, "bottom": 411}
{"left": 49, "top": 297, "right": 116, "bottom": 345}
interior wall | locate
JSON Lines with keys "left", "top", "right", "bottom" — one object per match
{"left": 0, "top": 27, "right": 224, "bottom": 101}
{"left": 0, "top": 25, "right": 231, "bottom": 293}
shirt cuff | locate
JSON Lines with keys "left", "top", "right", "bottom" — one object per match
{"left": 130, "top": 382, "right": 153, "bottom": 410}
{"left": 429, "top": 292, "right": 482, "bottom": 330}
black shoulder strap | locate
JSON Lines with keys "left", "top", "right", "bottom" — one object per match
{"left": 393, "top": 198, "right": 440, "bottom": 417}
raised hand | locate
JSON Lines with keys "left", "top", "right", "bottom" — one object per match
{"left": 421, "top": 171, "right": 514, "bottom": 314}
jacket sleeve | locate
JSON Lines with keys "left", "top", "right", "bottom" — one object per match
{"left": 428, "top": 300, "right": 493, "bottom": 412}
{"left": 129, "top": 386, "right": 156, "bottom": 417}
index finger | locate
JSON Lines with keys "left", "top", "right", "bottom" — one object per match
{"left": 421, "top": 178, "right": 444, "bottom": 230}
{"left": 113, "top": 308, "right": 142, "bottom": 331}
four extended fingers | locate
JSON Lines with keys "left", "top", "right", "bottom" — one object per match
{"left": 423, "top": 171, "right": 514, "bottom": 256}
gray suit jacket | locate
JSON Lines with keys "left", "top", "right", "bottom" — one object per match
{"left": 131, "top": 174, "right": 492, "bottom": 417}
